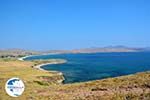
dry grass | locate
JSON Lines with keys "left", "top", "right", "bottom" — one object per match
{"left": 0, "top": 59, "right": 150, "bottom": 100}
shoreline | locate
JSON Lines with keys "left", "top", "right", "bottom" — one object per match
{"left": 18, "top": 55, "right": 34, "bottom": 61}
{"left": 33, "top": 61, "right": 66, "bottom": 76}
{"left": 33, "top": 61, "right": 66, "bottom": 83}
{"left": 18, "top": 55, "right": 66, "bottom": 84}
{"left": 18, "top": 53, "right": 63, "bottom": 61}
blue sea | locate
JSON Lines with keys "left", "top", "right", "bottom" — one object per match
{"left": 25, "top": 52, "right": 150, "bottom": 83}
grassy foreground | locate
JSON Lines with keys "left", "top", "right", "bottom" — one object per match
{"left": 0, "top": 59, "right": 150, "bottom": 100}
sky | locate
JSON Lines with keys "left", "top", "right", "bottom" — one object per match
{"left": 0, "top": 0, "right": 150, "bottom": 50}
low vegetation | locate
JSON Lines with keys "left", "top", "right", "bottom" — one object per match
{"left": 0, "top": 49, "right": 40, "bottom": 58}
{"left": 0, "top": 58, "right": 150, "bottom": 100}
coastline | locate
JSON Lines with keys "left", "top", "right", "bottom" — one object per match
{"left": 18, "top": 55, "right": 34, "bottom": 61}
{"left": 33, "top": 61, "right": 66, "bottom": 76}
{"left": 18, "top": 53, "right": 63, "bottom": 61}
{"left": 33, "top": 61, "right": 66, "bottom": 83}
{"left": 1, "top": 56, "right": 150, "bottom": 99}
{"left": 18, "top": 55, "right": 67, "bottom": 84}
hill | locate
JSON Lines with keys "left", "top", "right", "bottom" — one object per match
{"left": 0, "top": 58, "right": 150, "bottom": 100}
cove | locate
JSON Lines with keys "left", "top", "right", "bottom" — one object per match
{"left": 25, "top": 52, "right": 150, "bottom": 84}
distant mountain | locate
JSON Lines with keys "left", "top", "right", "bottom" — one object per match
{"left": 40, "top": 46, "right": 150, "bottom": 54}
{"left": 0, "top": 46, "right": 150, "bottom": 58}
{"left": 141, "top": 47, "right": 150, "bottom": 51}
{"left": 70, "top": 46, "right": 147, "bottom": 53}
{"left": 0, "top": 49, "right": 41, "bottom": 58}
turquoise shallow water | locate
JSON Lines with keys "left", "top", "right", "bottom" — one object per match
{"left": 25, "top": 52, "right": 150, "bottom": 83}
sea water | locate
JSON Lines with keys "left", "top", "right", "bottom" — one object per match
{"left": 25, "top": 52, "right": 150, "bottom": 83}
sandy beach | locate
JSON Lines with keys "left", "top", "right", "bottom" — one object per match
{"left": 18, "top": 53, "right": 62, "bottom": 61}
{"left": 18, "top": 55, "right": 66, "bottom": 72}
{"left": 18, "top": 55, "right": 33, "bottom": 61}
{"left": 18, "top": 55, "right": 66, "bottom": 83}
{"left": 33, "top": 61, "right": 66, "bottom": 76}
{"left": 33, "top": 61, "right": 66, "bottom": 83}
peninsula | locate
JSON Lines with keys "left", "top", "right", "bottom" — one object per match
{"left": 0, "top": 49, "right": 150, "bottom": 99}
